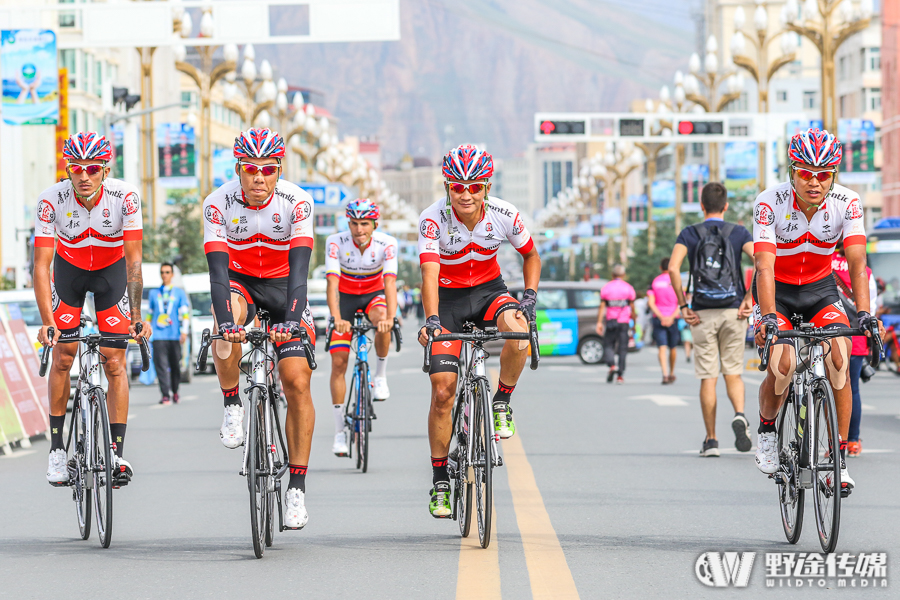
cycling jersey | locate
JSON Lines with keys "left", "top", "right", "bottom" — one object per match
{"left": 33, "top": 178, "right": 143, "bottom": 271}
{"left": 417, "top": 196, "right": 534, "bottom": 288}
{"left": 324, "top": 230, "right": 398, "bottom": 295}
{"left": 753, "top": 182, "right": 866, "bottom": 285}
{"left": 202, "top": 179, "right": 315, "bottom": 278}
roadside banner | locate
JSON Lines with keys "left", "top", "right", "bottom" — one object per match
{"left": 55, "top": 67, "right": 68, "bottom": 181}
{"left": 1, "top": 29, "right": 59, "bottom": 125}
{"left": 0, "top": 364, "right": 26, "bottom": 448}
{"left": 535, "top": 309, "right": 578, "bottom": 356}
{"left": 1, "top": 304, "right": 50, "bottom": 413}
{"left": 0, "top": 322, "right": 45, "bottom": 437}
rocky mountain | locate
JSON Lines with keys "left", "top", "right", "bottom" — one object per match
{"left": 261, "top": 0, "right": 695, "bottom": 163}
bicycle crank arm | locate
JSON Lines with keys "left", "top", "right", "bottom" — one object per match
{"left": 275, "top": 479, "right": 285, "bottom": 533}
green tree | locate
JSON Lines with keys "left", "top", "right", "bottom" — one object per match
{"left": 142, "top": 189, "right": 206, "bottom": 273}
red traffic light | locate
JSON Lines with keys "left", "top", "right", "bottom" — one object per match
{"left": 540, "top": 120, "right": 556, "bottom": 134}
{"left": 678, "top": 121, "right": 694, "bottom": 135}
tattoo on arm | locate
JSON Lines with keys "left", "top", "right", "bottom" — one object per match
{"left": 127, "top": 261, "right": 143, "bottom": 321}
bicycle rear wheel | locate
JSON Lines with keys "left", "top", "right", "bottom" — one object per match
{"left": 357, "top": 363, "right": 370, "bottom": 473}
{"left": 91, "top": 391, "right": 113, "bottom": 548}
{"left": 776, "top": 391, "right": 804, "bottom": 544}
{"left": 265, "top": 389, "right": 282, "bottom": 548}
{"left": 247, "top": 389, "right": 267, "bottom": 558}
{"left": 473, "top": 381, "right": 493, "bottom": 549}
{"left": 67, "top": 394, "right": 91, "bottom": 540}
{"left": 811, "top": 380, "right": 841, "bottom": 553}
{"left": 454, "top": 400, "right": 473, "bottom": 538}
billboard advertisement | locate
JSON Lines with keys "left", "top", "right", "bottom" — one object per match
{"left": 651, "top": 179, "right": 675, "bottom": 219}
{"left": 1, "top": 29, "right": 58, "bottom": 125}
{"left": 212, "top": 147, "right": 238, "bottom": 188}
{"left": 838, "top": 119, "right": 876, "bottom": 184}
{"left": 724, "top": 141, "right": 758, "bottom": 199}
{"left": 157, "top": 123, "right": 196, "bottom": 178}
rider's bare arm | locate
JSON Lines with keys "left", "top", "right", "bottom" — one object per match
{"left": 521, "top": 247, "right": 541, "bottom": 293}
{"left": 844, "top": 243, "right": 871, "bottom": 315}
{"left": 326, "top": 275, "right": 341, "bottom": 321}
{"left": 124, "top": 239, "right": 147, "bottom": 339}
{"left": 384, "top": 275, "right": 398, "bottom": 323}
{"left": 33, "top": 245, "right": 59, "bottom": 345}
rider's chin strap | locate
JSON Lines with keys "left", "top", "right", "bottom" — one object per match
{"left": 74, "top": 181, "right": 104, "bottom": 204}
{"left": 788, "top": 162, "right": 837, "bottom": 208}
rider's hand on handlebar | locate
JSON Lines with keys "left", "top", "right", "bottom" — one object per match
{"left": 754, "top": 313, "right": 779, "bottom": 347}
{"left": 130, "top": 320, "right": 151, "bottom": 341}
{"left": 516, "top": 289, "right": 537, "bottom": 322}
{"left": 376, "top": 319, "right": 393, "bottom": 334}
{"left": 857, "top": 311, "right": 882, "bottom": 339}
{"left": 38, "top": 325, "right": 61, "bottom": 347}
{"left": 334, "top": 318, "right": 351, "bottom": 334}
{"left": 218, "top": 321, "right": 246, "bottom": 344}
{"left": 271, "top": 321, "right": 300, "bottom": 343}
{"left": 418, "top": 315, "right": 442, "bottom": 347}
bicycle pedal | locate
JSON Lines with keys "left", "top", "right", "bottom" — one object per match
{"left": 370, "top": 412, "right": 377, "bottom": 420}
{"left": 48, "top": 480, "right": 70, "bottom": 488}
{"left": 496, "top": 455, "right": 503, "bottom": 467}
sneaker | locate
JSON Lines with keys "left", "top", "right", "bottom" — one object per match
{"left": 159, "top": 396, "right": 171, "bottom": 405}
{"left": 493, "top": 401, "right": 516, "bottom": 439}
{"left": 372, "top": 376, "right": 390, "bottom": 401}
{"left": 332, "top": 431, "right": 349, "bottom": 457}
{"left": 47, "top": 449, "right": 69, "bottom": 485}
{"left": 825, "top": 461, "right": 855, "bottom": 497}
{"left": 429, "top": 481, "right": 452, "bottom": 518}
{"left": 847, "top": 440, "right": 862, "bottom": 457}
{"left": 700, "top": 438, "right": 720, "bottom": 457}
{"left": 661, "top": 377, "right": 670, "bottom": 385}
{"left": 731, "top": 414, "right": 752, "bottom": 452}
{"left": 284, "top": 488, "right": 309, "bottom": 529}
{"left": 606, "top": 366, "right": 617, "bottom": 383}
{"left": 220, "top": 404, "right": 245, "bottom": 449}
{"left": 173, "top": 393, "right": 180, "bottom": 404}
{"left": 616, "top": 376, "right": 625, "bottom": 385}
{"left": 113, "top": 456, "right": 133, "bottom": 488}
{"left": 668, "top": 374, "right": 677, "bottom": 384}
{"left": 756, "top": 432, "right": 778, "bottom": 473}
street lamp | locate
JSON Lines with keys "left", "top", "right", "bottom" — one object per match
{"left": 730, "top": 1, "right": 798, "bottom": 192}
{"left": 285, "top": 103, "right": 334, "bottom": 182}
{"left": 782, "top": 0, "right": 872, "bottom": 133}
{"left": 220, "top": 45, "right": 277, "bottom": 129}
{"left": 657, "top": 72, "right": 695, "bottom": 233}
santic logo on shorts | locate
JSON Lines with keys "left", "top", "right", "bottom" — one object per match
{"left": 105, "top": 316, "right": 121, "bottom": 327}
{"left": 59, "top": 314, "right": 74, "bottom": 324}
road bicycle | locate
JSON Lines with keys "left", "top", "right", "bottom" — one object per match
{"left": 423, "top": 321, "right": 540, "bottom": 548}
{"left": 759, "top": 318, "right": 882, "bottom": 553}
{"left": 196, "top": 309, "right": 316, "bottom": 559}
{"left": 39, "top": 317, "right": 150, "bottom": 548}
{"left": 325, "top": 313, "right": 401, "bottom": 473}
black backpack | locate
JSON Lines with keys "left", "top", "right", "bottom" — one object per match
{"left": 687, "top": 222, "right": 740, "bottom": 308}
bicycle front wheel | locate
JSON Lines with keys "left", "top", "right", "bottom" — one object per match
{"left": 247, "top": 389, "right": 267, "bottom": 558}
{"left": 473, "top": 381, "right": 494, "bottom": 549}
{"left": 811, "top": 379, "right": 841, "bottom": 553}
{"left": 776, "top": 391, "right": 803, "bottom": 544}
{"left": 91, "top": 391, "right": 113, "bottom": 548}
{"left": 357, "top": 363, "right": 370, "bottom": 473}
{"left": 265, "top": 389, "right": 283, "bottom": 548}
{"left": 68, "top": 394, "right": 91, "bottom": 540}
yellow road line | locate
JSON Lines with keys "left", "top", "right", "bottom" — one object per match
{"left": 456, "top": 501, "right": 500, "bottom": 599}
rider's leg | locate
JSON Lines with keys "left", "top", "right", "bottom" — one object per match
{"left": 369, "top": 304, "right": 390, "bottom": 360}
{"left": 428, "top": 371, "right": 458, "bottom": 482}
{"left": 279, "top": 357, "right": 315, "bottom": 486}
{"left": 212, "top": 292, "right": 248, "bottom": 404}
{"left": 102, "top": 346, "right": 129, "bottom": 457}
{"left": 824, "top": 337, "right": 852, "bottom": 442}
{"left": 48, "top": 342, "right": 78, "bottom": 451}
{"left": 329, "top": 351, "right": 349, "bottom": 431}
{"left": 758, "top": 343, "right": 795, "bottom": 422}
{"left": 368, "top": 304, "right": 392, "bottom": 400}
{"left": 496, "top": 308, "right": 528, "bottom": 390}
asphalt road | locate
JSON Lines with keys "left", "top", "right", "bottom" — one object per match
{"left": 2, "top": 322, "right": 899, "bottom": 598}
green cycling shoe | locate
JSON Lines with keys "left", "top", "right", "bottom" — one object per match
{"left": 429, "top": 481, "right": 452, "bottom": 518}
{"left": 493, "top": 401, "right": 516, "bottom": 439}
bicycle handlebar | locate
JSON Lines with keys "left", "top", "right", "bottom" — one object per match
{"left": 38, "top": 328, "right": 54, "bottom": 377}
{"left": 422, "top": 324, "right": 539, "bottom": 373}
{"left": 324, "top": 315, "right": 403, "bottom": 353}
{"left": 196, "top": 327, "right": 316, "bottom": 372}
{"left": 758, "top": 325, "right": 882, "bottom": 371}
{"left": 134, "top": 322, "right": 151, "bottom": 372}
{"left": 38, "top": 325, "right": 150, "bottom": 376}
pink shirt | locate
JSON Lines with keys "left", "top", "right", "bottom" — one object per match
{"left": 648, "top": 273, "right": 679, "bottom": 318}
{"left": 601, "top": 278, "right": 636, "bottom": 323}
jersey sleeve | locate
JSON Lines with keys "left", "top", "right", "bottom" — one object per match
{"left": 383, "top": 235, "right": 399, "bottom": 278}
{"left": 33, "top": 196, "right": 57, "bottom": 249}
{"left": 122, "top": 190, "right": 143, "bottom": 240}
{"left": 324, "top": 235, "right": 341, "bottom": 279}
{"left": 842, "top": 196, "right": 866, "bottom": 246}
{"left": 508, "top": 211, "right": 534, "bottom": 255}
{"left": 418, "top": 210, "right": 441, "bottom": 265}
{"left": 202, "top": 194, "right": 228, "bottom": 254}
{"left": 290, "top": 193, "right": 315, "bottom": 250}
{"left": 753, "top": 195, "right": 777, "bottom": 254}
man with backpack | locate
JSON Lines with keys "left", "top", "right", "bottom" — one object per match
{"left": 668, "top": 183, "right": 754, "bottom": 457}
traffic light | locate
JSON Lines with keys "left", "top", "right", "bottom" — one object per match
{"left": 113, "top": 86, "right": 141, "bottom": 111}
{"left": 539, "top": 120, "right": 585, "bottom": 135}
{"left": 677, "top": 120, "right": 724, "bottom": 135}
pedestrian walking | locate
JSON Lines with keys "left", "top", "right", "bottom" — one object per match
{"left": 668, "top": 183, "right": 754, "bottom": 457}
{"left": 648, "top": 258, "right": 681, "bottom": 384}
{"left": 146, "top": 263, "right": 191, "bottom": 405}
{"left": 596, "top": 264, "right": 636, "bottom": 384}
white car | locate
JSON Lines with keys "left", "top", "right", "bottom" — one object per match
{"left": 307, "top": 279, "right": 329, "bottom": 337}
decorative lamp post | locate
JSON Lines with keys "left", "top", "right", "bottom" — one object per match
{"left": 602, "top": 143, "right": 644, "bottom": 266}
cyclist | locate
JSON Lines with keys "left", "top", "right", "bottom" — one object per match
{"left": 417, "top": 144, "right": 541, "bottom": 518}
{"left": 202, "top": 128, "right": 316, "bottom": 529}
{"left": 324, "top": 199, "right": 399, "bottom": 456}
{"left": 33, "top": 132, "right": 149, "bottom": 487}
{"left": 752, "top": 128, "right": 883, "bottom": 496}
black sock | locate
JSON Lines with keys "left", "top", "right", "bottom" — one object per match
{"left": 839, "top": 439, "right": 847, "bottom": 461}
{"left": 49, "top": 415, "right": 66, "bottom": 451}
{"left": 735, "top": 411, "right": 745, "bottom": 418}
{"left": 288, "top": 464, "right": 307, "bottom": 492}
{"left": 758, "top": 415, "right": 776, "bottom": 434}
{"left": 110, "top": 423, "right": 126, "bottom": 457}
{"left": 493, "top": 381, "right": 515, "bottom": 405}
{"left": 223, "top": 385, "right": 240, "bottom": 407}
{"left": 432, "top": 456, "right": 449, "bottom": 485}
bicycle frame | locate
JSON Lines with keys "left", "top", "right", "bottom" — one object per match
{"left": 457, "top": 340, "right": 500, "bottom": 482}
{"left": 783, "top": 338, "right": 828, "bottom": 490}
{"left": 346, "top": 313, "right": 371, "bottom": 433}
{"left": 71, "top": 338, "right": 107, "bottom": 491}
{"left": 238, "top": 332, "right": 283, "bottom": 489}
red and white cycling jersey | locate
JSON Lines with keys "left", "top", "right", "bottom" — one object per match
{"left": 753, "top": 182, "right": 866, "bottom": 285}
{"left": 33, "top": 178, "right": 143, "bottom": 270}
{"left": 417, "top": 196, "right": 534, "bottom": 288}
{"left": 324, "top": 230, "right": 398, "bottom": 295}
{"left": 202, "top": 179, "right": 314, "bottom": 278}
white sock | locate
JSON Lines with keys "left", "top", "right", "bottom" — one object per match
{"left": 375, "top": 355, "right": 388, "bottom": 378}
{"left": 333, "top": 404, "right": 344, "bottom": 433}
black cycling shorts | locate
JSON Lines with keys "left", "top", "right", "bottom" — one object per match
{"left": 430, "top": 277, "right": 519, "bottom": 375}
{"left": 328, "top": 290, "right": 386, "bottom": 353}
{"left": 228, "top": 271, "right": 315, "bottom": 361}
{"left": 752, "top": 274, "right": 849, "bottom": 345}
{"left": 52, "top": 256, "right": 130, "bottom": 349}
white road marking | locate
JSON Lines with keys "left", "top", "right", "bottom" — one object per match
{"left": 0, "top": 449, "right": 36, "bottom": 459}
{"left": 630, "top": 394, "right": 689, "bottom": 406}
{"left": 861, "top": 403, "right": 876, "bottom": 411}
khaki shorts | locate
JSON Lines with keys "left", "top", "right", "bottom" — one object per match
{"left": 690, "top": 308, "right": 747, "bottom": 380}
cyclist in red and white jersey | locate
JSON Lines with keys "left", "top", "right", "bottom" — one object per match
{"left": 202, "top": 128, "right": 315, "bottom": 529}
{"left": 33, "top": 132, "right": 149, "bottom": 487}
{"left": 324, "top": 199, "right": 399, "bottom": 456}
{"left": 416, "top": 145, "right": 541, "bottom": 518}
{"left": 752, "top": 128, "right": 884, "bottom": 495}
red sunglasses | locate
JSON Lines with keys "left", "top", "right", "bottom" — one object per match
{"left": 447, "top": 182, "right": 486, "bottom": 194}
{"left": 793, "top": 166, "right": 836, "bottom": 182}
{"left": 239, "top": 162, "right": 280, "bottom": 176}
{"left": 67, "top": 163, "right": 105, "bottom": 176}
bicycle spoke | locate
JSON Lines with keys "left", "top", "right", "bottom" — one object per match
{"left": 811, "top": 381, "right": 841, "bottom": 553}
{"left": 776, "top": 395, "right": 803, "bottom": 544}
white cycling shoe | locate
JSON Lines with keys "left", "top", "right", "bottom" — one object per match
{"left": 332, "top": 431, "right": 349, "bottom": 457}
{"left": 372, "top": 376, "right": 390, "bottom": 401}
{"left": 220, "top": 404, "right": 245, "bottom": 449}
{"left": 284, "top": 488, "right": 309, "bottom": 529}
{"left": 756, "top": 432, "right": 778, "bottom": 474}
{"left": 47, "top": 449, "right": 69, "bottom": 485}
